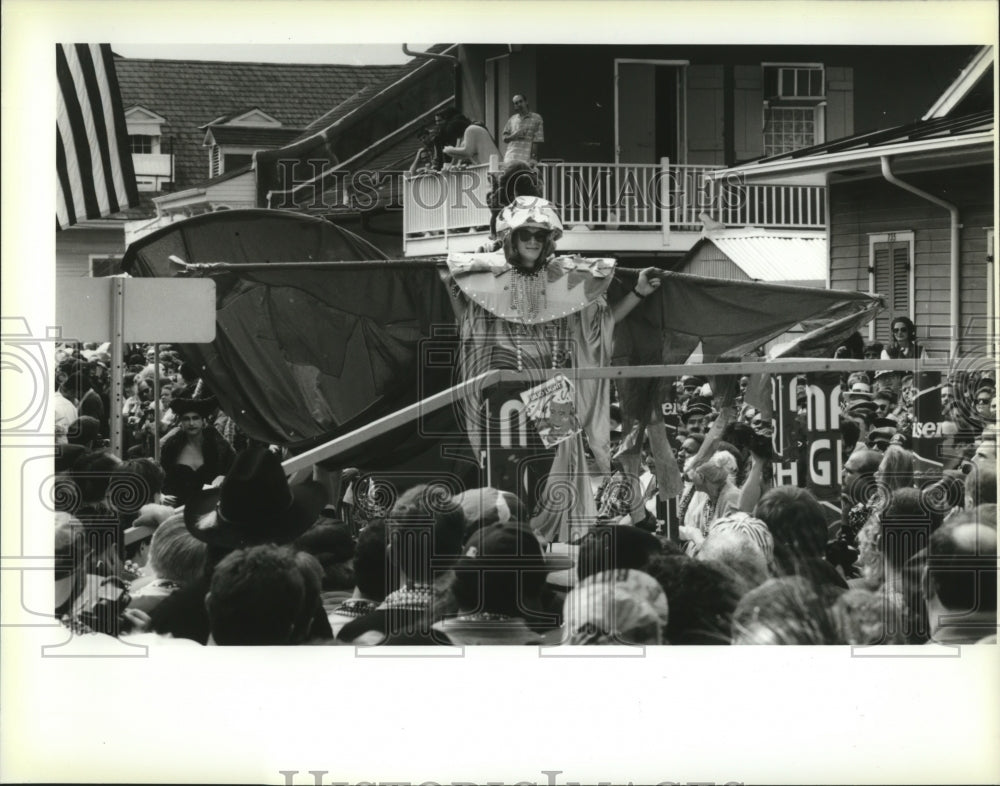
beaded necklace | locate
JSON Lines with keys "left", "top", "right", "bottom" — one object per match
{"left": 510, "top": 316, "right": 568, "bottom": 373}
{"left": 454, "top": 612, "right": 516, "bottom": 623}
{"left": 380, "top": 583, "right": 433, "bottom": 611}
{"left": 509, "top": 265, "right": 547, "bottom": 319}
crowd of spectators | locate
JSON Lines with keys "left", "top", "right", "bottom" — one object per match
{"left": 52, "top": 323, "right": 996, "bottom": 647}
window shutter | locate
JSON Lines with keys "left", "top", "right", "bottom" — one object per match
{"left": 892, "top": 243, "right": 909, "bottom": 316}
{"left": 686, "top": 65, "right": 725, "bottom": 165}
{"left": 873, "top": 243, "right": 892, "bottom": 340}
{"left": 871, "top": 238, "right": 911, "bottom": 341}
{"left": 733, "top": 65, "right": 763, "bottom": 162}
{"left": 210, "top": 146, "right": 221, "bottom": 178}
{"left": 825, "top": 66, "right": 854, "bottom": 143}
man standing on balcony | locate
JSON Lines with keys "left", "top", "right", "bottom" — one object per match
{"left": 502, "top": 95, "right": 544, "bottom": 167}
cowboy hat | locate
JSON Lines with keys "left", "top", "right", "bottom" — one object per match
{"left": 184, "top": 446, "right": 327, "bottom": 549}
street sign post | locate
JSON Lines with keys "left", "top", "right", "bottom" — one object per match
{"left": 55, "top": 278, "right": 216, "bottom": 458}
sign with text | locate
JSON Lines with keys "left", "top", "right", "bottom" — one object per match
{"left": 485, "top": 383, "right": 556, "bottom": 516}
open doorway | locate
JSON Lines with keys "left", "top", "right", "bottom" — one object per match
{"left": 615, "top": 60, "right": 686, "bottom": 164}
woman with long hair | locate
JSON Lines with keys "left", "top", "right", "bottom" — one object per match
{"left": 159, "top": 398, "right": 235, "bottom": 507}
{"left": 881, "top": 315, "right": 926, "bottom": 359}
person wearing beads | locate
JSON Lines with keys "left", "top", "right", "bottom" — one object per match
{"left": 445, "top": 196, "right": 660, "bottom": 542}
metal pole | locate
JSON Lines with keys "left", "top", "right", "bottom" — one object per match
{"left": 152, "top": 343, "right": 161, "bottom": 463}
{"left": 279, "top": 358, "right": 947, "bottom": 476}
{"left": 109, "top": 279, "right": 126, "bottom": 458}
{"left": 168, "top": 254, "right": 447, "bottom": 275}
{"left": 281, "top": 369, "right": 502, "bottom": 475}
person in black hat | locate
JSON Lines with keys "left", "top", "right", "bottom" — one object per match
{"left": 159, "top": 397, "right": 234, "bottom": 507}
{"left": 681, "top": 401, "right": 713, "bottom": 436}
{"left": 433, "top": 523, "right": 573, "bottom": 645}
{"left": 146, "top": 446, "right": 330, "bottom": 644}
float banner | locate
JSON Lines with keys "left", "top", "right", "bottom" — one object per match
{"left": 770, "top": 374, "right": 804, "bottom": 488}
{"left": 803, "top": 371, "right": 843, "bottom": 517}
{"left": 912, "top": 371, "right": 943, "bottom": 468}
{"left": 485, "top": 383, "right": 556, "bottom": 516}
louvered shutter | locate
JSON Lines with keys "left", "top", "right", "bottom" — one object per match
{"left": 871, "top": 239, "right": 911, "bottom": 342}
{"left": 210, "top": 146, "right": 222, "bottom": 178}
{"left": 891, "top": 243, "right": 910, "bottom": 316}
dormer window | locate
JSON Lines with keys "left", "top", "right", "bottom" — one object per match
{"left": 202, "top": 108, "right": 302, "bottom": 178}
{"left": 130, "top": 135, "right": 154, "bottom": 154}
{"left": 124, "top": 106, "right": 172, "bottom": 191}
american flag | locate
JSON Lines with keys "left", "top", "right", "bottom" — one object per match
{"left": 56, "top": 44, "right": 138, "bottom": 229}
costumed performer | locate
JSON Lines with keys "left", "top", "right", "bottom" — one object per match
{"left": 444, "top": 196, "right": 660, "bottom": 542}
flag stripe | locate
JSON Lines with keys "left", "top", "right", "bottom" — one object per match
{"left": 71, "top": 44, "right": 116, "bottom": 215}
{"left": 99, "top": 43, "right": 138, "bottom": 209}
{"left": 55, "top": 128, "right": 76, "bottom": 228}
{"left": 55, "top": 89, "right": 88, "bottom": 226}
{"left": 64, "top": 44, "right": 111, "bottom": 217}
{"left": 55, "top": 43, "right": 137, "bottom": 228}
{"left": 56, "top": 44, "right": 101, "bottom": 221}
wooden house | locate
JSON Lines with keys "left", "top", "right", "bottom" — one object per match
{"left": 713, "top": 47, "right": 994, "bottom": 356}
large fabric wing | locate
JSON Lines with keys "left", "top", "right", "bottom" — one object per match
{"left": 122, "top": 210, "right": 469, "bottom": 473}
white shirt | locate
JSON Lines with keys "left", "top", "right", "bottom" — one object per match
{"left": 53, "top": 391, "right": 77, "bottom": 443}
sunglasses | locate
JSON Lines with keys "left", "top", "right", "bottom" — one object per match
{"left": 892, "top": 328, "right": 910, "bottom": 335}
{"left": 976, "top": 398, "right": 992, "bottom": 405}
{"left": 515, "top": 228, "right": 549, "bottom": 242}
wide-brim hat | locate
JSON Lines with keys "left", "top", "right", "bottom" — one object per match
{"left": 453, "top": 523, "right": 574, "bottom": 575}
{"left": 867, "top": 427, "right": 896, "bottom": 446}
{"left": 168, "top": 397, "right": 218, "bottom": 418}
{"left": 184, "top": 446, "right": 327, "bottom": 549}
{"left": 496, "top": 196, "right": 564, "bottom": 240}
{"left": 847, "top": 400, "right": 878, "bottom": 417}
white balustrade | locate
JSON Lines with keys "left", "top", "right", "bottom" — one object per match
{"left": 403, "top": 161, "right": 826, "bottom": 248}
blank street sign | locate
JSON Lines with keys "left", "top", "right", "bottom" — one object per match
{"left": 55, "top": 278, "right": 216, "bottom": 343}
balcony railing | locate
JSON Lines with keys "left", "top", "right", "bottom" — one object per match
{"left": 402, "top": 159, "right": 826, "bottom": 252}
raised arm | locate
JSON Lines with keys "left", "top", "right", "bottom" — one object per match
{"left": 611, "top": 267, "right": 661, "bottom": 325}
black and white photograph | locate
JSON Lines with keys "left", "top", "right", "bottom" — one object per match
{"left": 2, "top": 1, "right": 998, "bottom": 783}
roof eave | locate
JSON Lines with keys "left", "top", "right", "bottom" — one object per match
{"left": 922, "top": 46, "right": 995, "bottom": 120}
{"left": 708, "top": 133, "right": 995, "bottom": 185}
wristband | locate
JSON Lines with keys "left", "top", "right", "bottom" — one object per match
{"left": 632, "top": 286, "right": 647, "bottom": 299}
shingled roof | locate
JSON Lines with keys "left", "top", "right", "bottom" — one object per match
{"left": 205, "top": 125, "right": 305, "bottom": 148}
{"left": 115, "top": 56, "right": 405, "bottom": 192}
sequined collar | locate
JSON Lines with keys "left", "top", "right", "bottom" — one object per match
{"left": 447, "top": 252, "right": 616, "bottom": 324}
